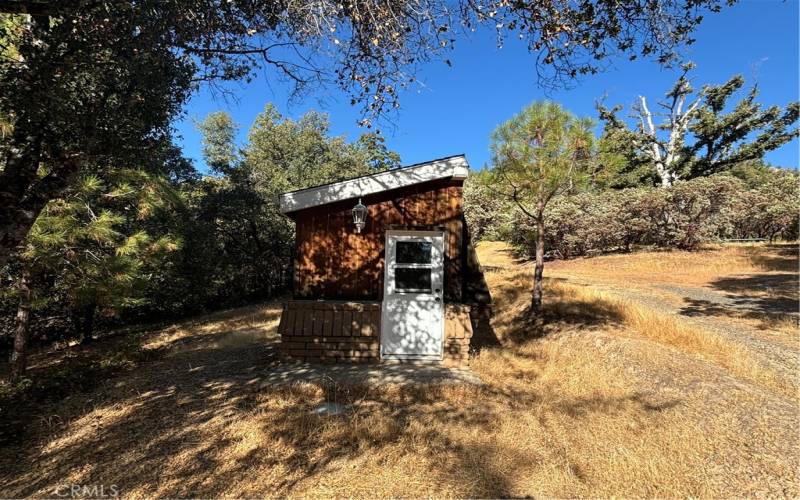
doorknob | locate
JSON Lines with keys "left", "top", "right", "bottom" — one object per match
{"left": 435, "top": 288, "right": 441, "bottom": 293}
{"left": 435, "top": 297, "right": 441, "bottom": 302}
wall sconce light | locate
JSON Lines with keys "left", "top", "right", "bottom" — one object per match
{"left": 352, "top": 198, "right": 367, "bottom": 233}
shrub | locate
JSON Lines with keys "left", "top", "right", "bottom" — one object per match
{"left": 464, "top": 172, "right": 515, "bottom": 242}
{"left": 482, "top": 170, "right": 799, "bottom": 259}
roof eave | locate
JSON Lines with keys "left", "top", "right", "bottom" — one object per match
{"left": 278, "top": 154, "right": 469, "bottom": 214}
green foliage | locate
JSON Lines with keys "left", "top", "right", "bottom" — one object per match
{"left": 197, "top": 112, "right": 239, "bottom": 175}
{"left": 688, "top": 80, "right": 799, "bottom": 177}
{"left": 594, "top": 105, "right": 659, "bottom": 188}
{"left": 489, "top": 101, "right": 596, "bottom": 311}
{"left": 724, "top": 169, "right": 800, "bottom": 242}
{"left": 490, "top": 101, "right": 595, "bottom": 211}
{"left": 0, "top": 104, "right": 394, "bottom": 327}
{"left": 495, "top": 170, "right": 800, "bottom": 259}
{"left": 21, "top": 168, "right": 181, "bottom": 326}
{"left": 243, "top": 104, "right": 399, "bottom": 194}
{"left": 0, "top": 0, "right": 729, "bottom": 270}
{"left": 141, "top": 105, "right": 401, "bottom": 317}
{"left": 463, "top": 169, "right": 515, "bottom": 242}
{"left": 0, "top": 14, "right": 20, "bottom": 141}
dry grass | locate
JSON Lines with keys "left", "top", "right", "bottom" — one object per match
{"left": 547, "top": 242, "right": 798, "bottom": 287}
{"left": 142, "top": 303, "right": 283, "bottom": 351}
{"left": 546, "top": 242, "right": 799, "bottom": 335}
{"left": 559, "top": 281, "right": 793, "bottom": 396}
{"left": 483, "top": 258, "right": 794, "bottom": 396}
{"left": 472, "top": 240, "right": 523, "bottom": 269}
{"left": 4, "top": 306, "right": 774, "bottom": 498}
{"left": 1, "top": 244, "right": 798, "bottom": 497}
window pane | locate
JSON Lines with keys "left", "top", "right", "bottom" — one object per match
{"left": 395, "top": 268, "right": 432, "bottom": 291}
{"left": 396, "top": 241, "right": 432, "bottom": 264}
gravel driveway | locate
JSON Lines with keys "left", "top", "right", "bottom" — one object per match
{"left": 551, "top": 274, "right": 799, "bottom": 389}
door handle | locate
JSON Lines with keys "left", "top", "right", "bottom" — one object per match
{"left": 434, "top": 297, "right": 441, "bottom": 302}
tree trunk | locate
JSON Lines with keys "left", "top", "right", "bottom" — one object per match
{"left": 0, "top": 151, "right": 81, "bottom": 268}
{"left": 9, "top": 270, "right": 32, "bottom": 384}
{"left": 531, "top": 209, "right": 546, "bottom": 314}
{"left": 78, "top": 303, "right": 97, "bottom": 345}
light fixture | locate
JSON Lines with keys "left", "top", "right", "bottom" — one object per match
{"left": 352, "top": 198, "right": 367, "bottom": 233}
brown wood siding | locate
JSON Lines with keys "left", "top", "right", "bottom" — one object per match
{"left": 290, "top": 178, "right": 465, "bottom": 301}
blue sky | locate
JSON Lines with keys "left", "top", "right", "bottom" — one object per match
{"left": 175, "top": 0, "right": 799, "bottom": 173}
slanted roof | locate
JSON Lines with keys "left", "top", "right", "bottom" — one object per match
{"left": 278, "top": 154, "right": 469, "bottom": 214}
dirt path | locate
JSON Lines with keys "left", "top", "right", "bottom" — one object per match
{"left": 548, "top": 276, "right": 800, "bottom": 386}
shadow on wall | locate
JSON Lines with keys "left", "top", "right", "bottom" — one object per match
{"left": 297, "top": 194, "right": 465, "bottom": 301}
{"left": 462, "top": 220, "right": 499, "bottom": 350}
{"left": 294, "top": 189, "right": 504, "bottom": 354}
{"left": 294, "top": 179, "right": 463, "bottom": 302}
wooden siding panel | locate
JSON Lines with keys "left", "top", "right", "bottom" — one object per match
{"left": 291, "top": 178, "right": 465, "bottom": 301}
{"left": 446, "top": 185, "right": 464, "bottom": 300}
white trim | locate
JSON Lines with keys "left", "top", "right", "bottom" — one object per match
{"left": 382, "top": 229, "right": 445, "bottom": 238}
{"left": 380, "top": 229, "right": 446, "bottom": 361}
{"left": 279, "top": 155, "right": 469, "bottom": 214}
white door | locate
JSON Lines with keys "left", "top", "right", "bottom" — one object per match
{"left": 381, "top": 230, "right": 445, "bottom": 360}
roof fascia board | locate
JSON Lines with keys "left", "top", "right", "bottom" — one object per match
{"left": 279, "top": 155, "right": 469, "bottom": 214}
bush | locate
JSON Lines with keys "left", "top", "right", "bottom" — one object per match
{"left": 480, "top": 170, "right": 799, "bottom": 259}
{"left": 464, "top": 171, "right": 515, "bottom": 242}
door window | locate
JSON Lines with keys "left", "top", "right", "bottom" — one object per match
{"left": 391, "top": 238, "right": 437, "bottom": 294}
{"left": 395, "top": 268, "right": 432, "bottom": 292}
{"left": 396, "top": 241, "right": 432, "bottom": 264}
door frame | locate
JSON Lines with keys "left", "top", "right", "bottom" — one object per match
{"left": 380, "top": 229, "right": 446, "bottom": 361}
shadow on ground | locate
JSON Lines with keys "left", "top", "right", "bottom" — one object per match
{"left": 679, "top": 260, "right": 798, "bottom": 329}
{"left": 489, "top": 273, "right": 626, "bottom": 345}
{"left": 0, "top": 293, "right": 671, "bottom": 498}
{"left": 746, "top": 244, "right": 798, "bottom": 273}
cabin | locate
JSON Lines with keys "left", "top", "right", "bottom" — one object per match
{"left": 276, "top": 154, "right": 490, "bottom": 366}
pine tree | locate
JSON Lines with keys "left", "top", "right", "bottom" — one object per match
{"left": 490, "top": 101, "right": 594, "bottom": 313}
{"left": 8, "top": 169, "right": 178, "bottom": 382}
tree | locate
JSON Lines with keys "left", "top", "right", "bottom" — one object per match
{"left": 0, "top": 0, "right": 732, "bottom": 265}
{"left": 0, "top": 5, "right": 192, "bottom": 268}
{"left": 8, "top": 169, "right": 179, "bottom": 382}
{"left": 143, "top": 106, "right": 401, "bottom": 317}
{"left": 499, "top": 172, "right": 798, "bottom": 260}
{"left": 728, "top": 168, "right": 800, "bottom": 242}
{"left": 242, "top": 105, "right": 399, "bottom": 195}
{"left": 687, "top": 80, "right": 799, "bottom": 178}
{"left": 464, "top": 169, "right": 514, "bottom": 242}
{"left": 598, "top": 63, "right": 799, "bottom": 187}
{"left": 490, "top": 101, "right": 594, "bottom": 313}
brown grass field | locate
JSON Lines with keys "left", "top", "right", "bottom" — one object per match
{"left": 0, "top": 243, "right": 798, "bottom": 497}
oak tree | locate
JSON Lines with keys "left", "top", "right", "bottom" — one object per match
{"left": 0, "top": 0, "right": 732, "bottom": 265}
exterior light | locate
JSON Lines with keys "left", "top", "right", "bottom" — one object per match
{"left": 352, "top": 198, "right": 367, "bottom": 233}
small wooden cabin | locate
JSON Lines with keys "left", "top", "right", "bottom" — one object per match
{"left": 276, "top": 154, "right": 489, "bottom": 366}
